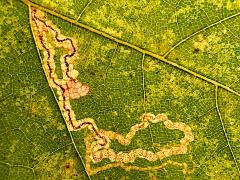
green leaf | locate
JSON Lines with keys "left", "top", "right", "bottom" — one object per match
{"left": 1, "top": 0, "right": 240, "bottom": 179}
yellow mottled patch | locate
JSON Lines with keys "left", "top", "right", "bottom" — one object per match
{"left": 120, "top": 46, "right": 131, "bottom": 54}
{"left": 31, "top": 96, "right": 65, "bottom": 130}
{"left": 61, "top": 159, "right": 78, "bottom": 179}
{"left": 162, "top": 29, "right": 176, "bottom": 45}
{"left": 82, "top": 0, "right": 167, "bottom": 54}
{"left": 193, "top": 34, "right": 209, "bottom": 52}
{"left": 115, "top": 19, "right": 126, "bottom": 27}
{"left": 209, "top": 0, "right": 225, "bottom": 8}
{"left": 193, "top": 33, "right": 221, "bottom": 52}
{"left": 40, "top": 0, "right": 76, "bottom": 16}
{"left": 133, "top": 26, "right": 145, "bottom": 42}
{"left": 144, "top": 0, "right": 161, "bottom": 12}
{"left": 219, "top": 90, "right": 240, "bottom": 144}
{"left": 144, "top": 58, "right": 210, "bottom": 99}
{"left": 108, "top": 0, "right": 161, "bottom": 13}
{"left": 105, "top": 27, "right": 123, "bottom": 37}
{"left": 227, "top": 0, "right": 240, "bottom": 10}
{"left": 197, "top": 0, "right": 240, "bottom": 10}
{"left": 120, "top": 70, "right": 136, "bottom": 84}
{"left": 0, "top": 1, "right": 31, "bottom": 59}
{"left": 101, "top": 43, "right": 117, "bottom": 52}
{"left": 144, "top": 58, "right": 159, "bottom": 72}
{"left": 170, "top": 6, "right": 193, "bottom": 23}
{"left": 205, "top": 154, "right": 239, "bottom": 178}
{"left": 75, "top": 38, "right": 106, "bottom": 67}
{"left": 159, "top": 29, "right": 177, "bottom": 53}
{"left": 191, "top": 30, "right": 237, "bottom": 83}
{"left": 146, "top": 60, "right": 212, "bottom": 110}
{"left": 35, "top": 150, "right": 82, "bottom": 179}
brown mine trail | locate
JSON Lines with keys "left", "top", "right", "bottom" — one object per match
{"left": 30, "top": 7, "right": 195, "bottom": 175}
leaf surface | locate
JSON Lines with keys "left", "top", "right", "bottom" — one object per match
{"left": 1, "top": 0, "right": 240, "bottom": 179}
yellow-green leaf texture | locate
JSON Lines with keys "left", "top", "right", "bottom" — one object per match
{"left": 1, "top": 0, "right": 240, "bottom": 179}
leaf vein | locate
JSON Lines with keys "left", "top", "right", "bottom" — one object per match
{"left": 215, "top": 86, "right": 240, "bottom": 174}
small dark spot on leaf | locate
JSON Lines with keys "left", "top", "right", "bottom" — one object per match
{"left": 65, "top": 162, "right": 70, "bottom": 169}
{"left": 90, "top": 71, "right": 96, "bottom": 76}
{"left": 194, "top": 48, "right": 200, "bottom": 53}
